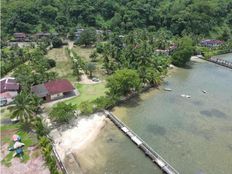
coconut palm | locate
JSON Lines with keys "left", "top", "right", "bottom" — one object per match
{"left": 10, "top": 92, "right": 39, "bottom": 122}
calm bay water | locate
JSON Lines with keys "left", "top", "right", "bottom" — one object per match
{"left": 78, "top": 54, "right": 232, "bottom": 174}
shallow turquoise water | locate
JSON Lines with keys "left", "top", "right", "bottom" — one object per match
{"left": 81, "top": 53, "right": 232, "bottom": 174}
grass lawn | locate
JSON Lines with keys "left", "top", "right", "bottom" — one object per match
{"left": 0, "top": 108, "right": 11, "bottom": 121}
{"left": 72, "top": 45, "right": 94, "bottom": 61}
{"left": 72, "top": 45, "right": 106, "bottom": 79}
{"left": 65, "top": 82, "right": 107, "bottom": 106}
{"left": 46, "top": 47, "right": 76, "bottom": 82}
{"left": 1, "top": 123, "right": 37, "bottom": 166}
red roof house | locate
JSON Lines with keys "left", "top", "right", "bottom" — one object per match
{"left": 0, "top": 77, "right": 19, "bottom": 93}
{"left": 200, "top": 39, "right": 224, "bottom": 47}
{"left": 32, "top": 79, "right": 75, "bottom": 102}
{"left": 0, "top": 77, "right": 19, "bottom": 105}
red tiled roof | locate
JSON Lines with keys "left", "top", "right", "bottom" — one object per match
{"left": 201, "top": 39, "right": 224, "bottom": 45}
{"left": 44, "top": 79, "right": 75, "bottom": 95}
{"left": 0, "top": 78, "right": 19, "bottom": 93}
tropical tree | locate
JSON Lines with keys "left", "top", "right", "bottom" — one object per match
{"left": 49, "top": 102, "right": 76, "bottom": 123}
{"left": 52, "top": 36, "right": 63, "bottom": 48}
{"left": 172, "top": 36, "right": 194, "bottom": 67}
{"left": 106, "top": 68, "right": 141, "bottom": 97}
{"left": 10, "top": 92, "right": 41, "bottom": 123}
{"left": 79, "top": 28, "right": 96, "bottom": 47}
{"left": 85, "top": 63, "right": 96, "bottom": 78}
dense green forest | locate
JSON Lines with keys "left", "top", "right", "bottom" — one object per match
{"left": 1, "top": 0, "right": 232, "bottom": 39}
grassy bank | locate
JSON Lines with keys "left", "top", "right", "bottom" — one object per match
{"left": 66, "top": 82, "right": 107, "bottom": 106}
{"left": 197, "top": 45, "right": 232, "bottom": 59}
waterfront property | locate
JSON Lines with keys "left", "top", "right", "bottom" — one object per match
{"left": 200, "top": 39, "right": 224, "bottom": 47}
{"left": 32, "top": 79, "right": 76, "bottom": 102}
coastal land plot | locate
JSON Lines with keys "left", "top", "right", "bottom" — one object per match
{"left": 65, "top": 82, "right": 107, "bottom": 106}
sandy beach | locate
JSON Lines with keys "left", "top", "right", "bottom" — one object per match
{"left": 49, "top": 112, "right": 107, "bottom": 173}
{"left": 191, "top": 55, "right": 205, "bottom": 62}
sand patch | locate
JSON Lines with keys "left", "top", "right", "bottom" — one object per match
{"left": 51, "top": 113, "right": 106, "bottom": 160}
{"left": 79, "top": 74, "right": 101, "bottom": 84}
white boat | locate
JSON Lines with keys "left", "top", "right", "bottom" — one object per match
{"left": 202, "top": 90, "right": 207, "bottom": 94}
{"left": 164, "top": 88, "right": 172, "bottom": 91}
{"left": 181, "top": 94, "right": 191, "bottom": 98}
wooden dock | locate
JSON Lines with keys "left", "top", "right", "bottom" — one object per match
{"left": 209, "top": 57, "right": 232, "bottom": 69}
{"left": 104, "top": 110, "right": 179, "bottom": 174}
{"left": 200, "top": 57, "right": 232, "bottom": 69}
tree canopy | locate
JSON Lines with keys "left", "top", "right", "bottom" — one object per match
{"left": 1, "top": 0, "right": 232, "bottom": 40}
{"left": 106, "top": 68, "right": 141, "bottom": 97}
{"left": 49, "top": 102, "right": 76, "bottom": 123}
{"left": 172, "top": 36, "right": 194, "bottom": 67}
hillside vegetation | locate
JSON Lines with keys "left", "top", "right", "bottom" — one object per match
{"left": 1, "top": 0, "right": 232, "bottom": 39}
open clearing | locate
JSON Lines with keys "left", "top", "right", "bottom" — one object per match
{"left": 65, "top": 82, "right": 107, "bottom": 106}
{"left": 46, "top": 47, "right": 76, "bottom": 82}
{"left": 72, "top": 46, "right": 94, "bottom": 61}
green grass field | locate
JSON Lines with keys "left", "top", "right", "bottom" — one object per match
{"left": 46, "top": 47, "right": 76, "bottom": 82}
{"left": 66, "top": 82, "right": 107, "bottom": 106}
{"left": 72, "top": 45, "right": 106, "bottom": 79}
{"left": 72, "top": 46, "right": 94, "bottom": 61}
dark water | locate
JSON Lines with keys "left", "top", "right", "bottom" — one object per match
{"left": 80, "top": 54, "right": 232, "bottom": 174}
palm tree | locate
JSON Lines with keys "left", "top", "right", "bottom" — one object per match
{"left": 10, "top": 92, "right": 38, "bottom": 122}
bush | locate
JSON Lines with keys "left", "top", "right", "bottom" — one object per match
{"left": 39, "top": 136, "right": 60, "bottom": 174}
{"left": 78, "top": 101, "right": 94, "bottom": 115}
{"left": 89, "top": 51, "right": 98, "bottom": 62}
{"left": 93, "top": 96, "right": 117, "bottom": 110}
{"left": 52, "top": 37, "right": 63, "bottom": 48}
{"left": 96, "top": 43, "right": 104, "bottom": 53}
{"left": 46, "top": 59, "right": 56, "bottom": 68}
{"left": 49, "top": 102, "right": 76, "bottom": 123}
{"left": 35, "top": 118, "right": 48, "bottom": 138}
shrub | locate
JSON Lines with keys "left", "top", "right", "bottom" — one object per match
{"left": 39, "top": 136, "right": 60, "bottom": 174}
{"left": 52, "top": 37, "right": 63, "bottom": 48}
{"left": 49, "top": 102, "right": 76, "bottom": 123}
{"left": 93, "top": 96, "right": 117, "bottom": 110}
{"left": 96, "top": 43, "right": 104, "bottom": 53}
{"left": 46, "top": 59, "right": 56, "bottom": 68}
{"left": 78, "top": 101, "right": 94, "bottom": 115}
{"left": 34, "top": 118, "right": 48, "bottom": 138}
{"left": 89, "top": 51, "right": 98, "bottom": 62}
